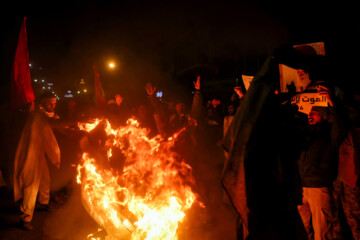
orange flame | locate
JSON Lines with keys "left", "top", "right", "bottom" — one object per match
{"left": 77, "top": 118, "right": 197, "bottom": 239}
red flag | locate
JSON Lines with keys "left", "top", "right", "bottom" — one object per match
{"left": 93, "top": 63, "right": 107, "bottom": 106}
{"left": 11, "top": 16, "right": 35, "bottom": 110}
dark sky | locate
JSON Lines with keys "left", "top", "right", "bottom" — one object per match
{"left": 2, "top": 0, "right": 359, "bottom": 102}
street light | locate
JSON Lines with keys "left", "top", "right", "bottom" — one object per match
{"left": 108, "top": 61, "right": 116, "bottom": 69}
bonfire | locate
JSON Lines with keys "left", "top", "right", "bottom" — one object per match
{"left": 76, "top": 118, "right": 197, "bottom": 240}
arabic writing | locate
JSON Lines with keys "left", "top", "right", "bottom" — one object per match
{"left": 291, "top": 95, "right": 327, "bottom": 105}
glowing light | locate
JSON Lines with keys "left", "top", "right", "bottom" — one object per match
{"left": 42, "top": 79, "right": 45, "bottom": 83}
{"left": 156, "top": 91, "right": 163, "bottom": 98}
{"left": 34, "top": 79, "right": 38, "bottom": 82}
{"left": 84, "top": 89, "right": 87, "bottom": 93}
{"left": 109, "top": 62, "right": 115, "bottom": 68}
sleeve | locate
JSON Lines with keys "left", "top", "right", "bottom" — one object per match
{"left": 330, "top": 105, "right": 349, "bottom": 148}
{"left": 352, "top": 129, "right": 360, "bottom": 176}
{"left": 190, "top": 89, "right": 202, "bottom": 121}
{"left": 40, "top": 117, "right": 61, "bottom": 168}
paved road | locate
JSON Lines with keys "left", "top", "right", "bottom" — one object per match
{"left": 0, "top": 185, "right": 100, "bottom": 240}
{"left": 0, "top": 184, "right": 237, "bottom": 240}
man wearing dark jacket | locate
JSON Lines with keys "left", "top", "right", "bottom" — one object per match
{"left": 297, "top": 87, "right": 347, "bottom": 240}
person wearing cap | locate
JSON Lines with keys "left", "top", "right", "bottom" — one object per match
{"left": 13, "top": 91, "right": 61, "bottom": 230}
{"left": 296, "top": 87, "right": 347, "bottom": 240}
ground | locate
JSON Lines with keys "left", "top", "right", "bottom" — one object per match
{"left": 0, "top": 185, "right": 100, "bottom": 240}
{"left": 0, "top": 184, "right": 238, "bottom": 240}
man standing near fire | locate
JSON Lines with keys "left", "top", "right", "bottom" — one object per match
{"left": 13, "top": 91, "right": 62, "bottom": 230}
{"left": 296, "top": 85, "right": 347, "bottom": 240}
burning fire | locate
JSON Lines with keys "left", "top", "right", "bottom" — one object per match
{"left": 77, "top": 118, "right": 197, "bottom": 240}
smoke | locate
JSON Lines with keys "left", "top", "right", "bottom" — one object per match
{"left": 43, "top": 182, "right": 100, "bottom": 240}
{"left": 46, "top": 116, "right": 238, "bottom": 239}
{"left": 44, "top": 132, "right": 104, "bottom": 239}
{"left": 24, "top": 2, "right": 288, "bottom": 238}
{"left": 18, "top": 0, "right": 292, "bottom": 99}
{"left": 182, "top": 125, "right": 238, "bottom": 240}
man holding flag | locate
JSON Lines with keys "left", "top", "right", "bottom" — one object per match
{"left": 14, "top": 91, "right": 61, "bottom": 230}
{"left": 0, "top": 16, "right": 35, "bottom": 190}
{"left": 9, "top": 17, "right": 62, "bottom": 231}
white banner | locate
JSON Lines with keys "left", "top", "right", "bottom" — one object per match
{"left": 291, "top": 92, "right": 328, "bottom": 114}
{"left": 242, "top": 75, "right": 254, "bottom": 91}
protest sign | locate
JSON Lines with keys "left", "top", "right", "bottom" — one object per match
{"left": 242, "top": 75, "right": 254, "bottom": 91}
{"left": 291, "top": 92, "right": 328, "bottom": 114}
{"left": 279, "top": 42, "right": 325, "bottom": 93}
{"left": 294, "top": 42, "right": 326, "bottom": 56}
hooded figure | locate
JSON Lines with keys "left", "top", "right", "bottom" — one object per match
{"left": 222, "top": 53, "right": 309, "bottom": 240}
{"left": 13, "top": 91, "right": 60, "bottom": 230}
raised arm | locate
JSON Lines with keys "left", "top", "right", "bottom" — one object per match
{"left": 190, "top": 76, "right": 202, "bottom": 120}
{"left": 145, "top": 82, "right": 168, "bottom": 136}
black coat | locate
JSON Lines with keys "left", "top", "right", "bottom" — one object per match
{"left": 297, "top": 108, "right": 347, "bottom": 187}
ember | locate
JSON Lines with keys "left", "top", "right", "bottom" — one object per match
{"left": 77, "top": 118, "right": 197, "bottom": 240}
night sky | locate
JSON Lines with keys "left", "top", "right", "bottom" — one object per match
{"left": 1, "top": 0, "right": 359, "bottom": 104}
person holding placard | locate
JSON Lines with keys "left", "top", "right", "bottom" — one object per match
{"left": 296, "top": 87, "right": 347, "bottom": 240}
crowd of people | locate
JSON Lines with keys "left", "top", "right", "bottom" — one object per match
{"left": 0, "top": 44, "right": 359, "bottom": 240}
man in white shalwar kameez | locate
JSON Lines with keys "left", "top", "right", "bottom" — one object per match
{"left": 13, "top": 92, "right": 60, "bottom": 230}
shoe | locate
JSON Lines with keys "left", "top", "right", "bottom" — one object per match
{"left": 35, "top": 202, "right": 56, "bottom": 212}
{"left": 20, "top": 221, "right": 34, "bottom": 230}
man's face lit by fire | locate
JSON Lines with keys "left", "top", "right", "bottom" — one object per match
{"left": 228, "top": 105, "right": 235, "bottom": 115}
{"left": 308, "top": 110, "right": 323, "bottom": 125}
{"left": 138, "top": 105, "right": 147, "bottom": 118}
{"left": 42, "top": 98, "right": 57, "bottom": 112}
{"left": 176, "top": 102, "right": 186, "bottom": 116}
